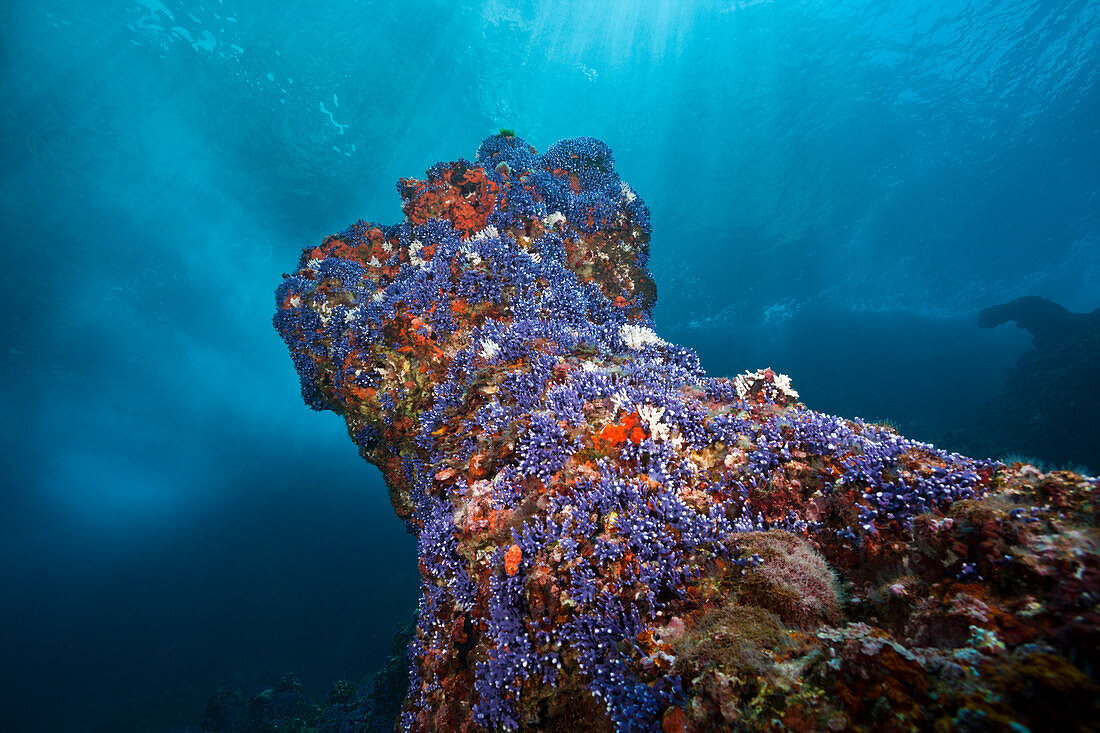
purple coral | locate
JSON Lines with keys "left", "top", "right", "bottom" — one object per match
{"left": 271, "top": 134, "right": 1048, "bottom": 733}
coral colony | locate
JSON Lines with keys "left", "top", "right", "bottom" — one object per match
{"left": 275, "top": 134, "right": 1100, "bottom": 732}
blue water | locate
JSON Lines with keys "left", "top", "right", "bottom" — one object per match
{"left": 1, "top": 1, "right": 1096, "bottom": 730}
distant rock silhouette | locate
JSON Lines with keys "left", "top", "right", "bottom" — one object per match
{"left": 180, "top": 621, "right": 414, "bottom": 733}
{"left": 976, "top": 296, "right": 1100, "bottom": 470}
{"left": 978, "top": 295, "right": 1100, "bottom": 350}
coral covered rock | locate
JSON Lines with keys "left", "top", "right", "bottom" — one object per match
{"left": 274, "top": 134, "right": 1099, "bottom": 731}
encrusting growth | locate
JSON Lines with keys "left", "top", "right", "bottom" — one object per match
{"left": 275, "top": 134, "right": 1100, "bottom": 732}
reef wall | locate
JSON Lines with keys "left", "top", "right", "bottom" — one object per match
{"left": 274, "top": 135, "right": 1099, "bottom": 732}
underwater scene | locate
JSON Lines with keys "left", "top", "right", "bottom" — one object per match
{"left": 1, "top": 1, "right": 1098, "bottom": 731}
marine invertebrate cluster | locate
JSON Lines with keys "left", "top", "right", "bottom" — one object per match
{"left": 274, "top": 133, "right": 1099, "bottom": 731}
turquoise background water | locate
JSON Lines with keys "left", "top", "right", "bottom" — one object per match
{"left": 1, "top": 1, "right": 1096, "bottom": 729}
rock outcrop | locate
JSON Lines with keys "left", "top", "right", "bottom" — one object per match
{"left": 275, "top": 135, "right": 1099, "bottom": 732}
{"left": 974, "top": 296, "right": 1100, "bottom": 470}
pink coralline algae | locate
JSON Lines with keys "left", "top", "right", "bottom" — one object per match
{"left": 275, "top": 134, "right": 1100, "bottom": 732}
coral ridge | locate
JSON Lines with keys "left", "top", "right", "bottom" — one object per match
{"left": 275, "top": 134, "right": 1100, "bottom": 732}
